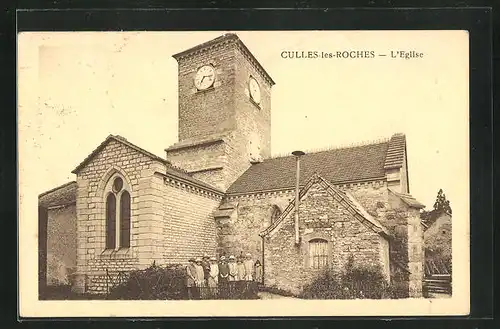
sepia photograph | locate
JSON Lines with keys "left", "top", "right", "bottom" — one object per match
{"left": 18, "top": 30, "right": 469, "bottom": 317}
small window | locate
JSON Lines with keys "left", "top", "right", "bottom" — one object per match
{"left": 113, "top": 177, "right": 123, "bottom": 193}
{"left": 309, "top": 239, "right": 329, "bottom": 269}
{"left": 270, "top": 205, "right": 281, "bottom": 224}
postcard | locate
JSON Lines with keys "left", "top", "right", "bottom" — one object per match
{"left": 18, "top": 30, "right": 469, "bottom": 317}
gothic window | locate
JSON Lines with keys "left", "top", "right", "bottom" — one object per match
{"left": 104, "top": 175, "right": 131, "bottom": 250}
{"left": 309, "top": 239, "right": 329, "bottom": 269}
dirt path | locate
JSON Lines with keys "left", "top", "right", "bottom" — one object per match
{"left": 257, "top": 291, "right": 299, "bottom": 299}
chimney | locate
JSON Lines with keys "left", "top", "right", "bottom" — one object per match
{"left": 292, "top": 150, "right": 305, "bottom": 245}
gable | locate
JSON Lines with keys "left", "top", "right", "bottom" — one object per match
{"left": 72, "top": 135, "right": 168, "bottom": 174}
{"left": 70, "top": 134, "right": 222, "bottom": 194}
{"left": 260, "top": 173, "right": 389, "bottom": 238}
{"left": 424, "top": 213, "right": 452, "bottom": 237}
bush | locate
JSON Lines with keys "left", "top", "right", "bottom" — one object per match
{"left": 107, "top": 263, "right": 260, "bottom": 300}
{"left": 108, "top": 263, "right": 186, "bottom": 300}
{"left": 300, "top": 255, "right": 394, "bottom": 300}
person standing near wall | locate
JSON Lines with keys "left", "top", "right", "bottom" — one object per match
{"left": 218, "top": 256, "right": 229, "bottom": 299}
{"left": 201, "top": 254, "right": 211, "bottom": 286}
{"left": 194, "top": 258, "right": 205, "bottom": 299}
{"left": 236, "top": 256, "right": 246, "bottom": 297}
{"left": 185, "top": 258, "right": 197, "bottom": 299}
{"left": 228, "top": 255, "right": 237, "bottom": 294}
{"left": 208, "top": 256, "right": 219, "bottom": 298}
{"left": 254, "top": 260, "right": 263, "bottom": 286}
{"left": 243, "top": 253, "right": 254, "bottom": 294}
{"left": 243, "top": 253, "right": 254, "bottom": 281}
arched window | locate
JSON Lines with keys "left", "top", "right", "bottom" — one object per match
{"left": 104, "top": 175, "right": 131, "bottom": 250}
{"left": 270, "top": 205, "right": 282, "bottom": 224}
{"left": 309, "top": 239, "right": 329, "bottom": 269}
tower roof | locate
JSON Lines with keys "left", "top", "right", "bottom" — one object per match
{"left": 172, "top": 33, "right": 275, "bottom": 86}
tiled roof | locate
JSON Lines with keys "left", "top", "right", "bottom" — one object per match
{"left": 228, "top": 134, "right": 407, "bottom": 194}
{"left": 421, "top": 209, "right": 451, "bottom": 231}
{"left": 39, "top": 181, "right": 77, "bottom": 208}
{"left": 260, "top": 173, "right": 389, "bottom": 238}
{"left": 390, "top": 190, "right": 426, "bottom": 209}
{"left": 384, "top": 133, "right": 406, "bottom": 169}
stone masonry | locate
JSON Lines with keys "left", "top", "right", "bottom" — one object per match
{"left": 166, "top": 34, "right": 274, "bottom": 192}
{"left": 46, "top": 205, "right": 77, "bottom": 286}
{"left": 72, "top": 138, "right": 165, "bottom": 293}
{"left": 263, "top": 182, "right": 389, "bottom": 295}
{"left": 70, "top": 136, "right": 224, "bottom": 294}
{"left": 218, "top": 176, "right": 423, "bottom": 297}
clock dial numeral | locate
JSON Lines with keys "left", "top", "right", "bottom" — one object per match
{"left": 194, "top": 65, "right": 215, "bottom": 90}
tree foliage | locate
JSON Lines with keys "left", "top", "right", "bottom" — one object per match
{"left": 421, "top": 189, "right": 452, "bottom": 226}
{"left": 433, "top": 189, "right": 452, "bottom": 214}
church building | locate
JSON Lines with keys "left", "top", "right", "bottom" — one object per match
{"left": 38, "top": 33, "right": 426, "bottom": 298}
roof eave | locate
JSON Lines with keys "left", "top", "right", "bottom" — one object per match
{"left": 172, "top": 33, "right": 275, "bottom": 86}
{"left": 38, "top": 181, "right": 77, "bottom": 198}
{"left": 159, "top": 171, "right": 225, "bottom": 196}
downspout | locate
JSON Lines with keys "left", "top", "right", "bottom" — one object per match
{"left": 261, "top": 235, "right": 265, "bottom": 285}
{"left": 292, "top": 150, "right": 305, "bottom": 245}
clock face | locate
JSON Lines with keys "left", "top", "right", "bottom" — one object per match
{"left": 249, "top": 77, "right": 261, "bottom": 104}
{"left": 194, "top": 65, "right": 215, "bottom": 90}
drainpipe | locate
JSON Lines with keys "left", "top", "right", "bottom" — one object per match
{"left": 292, "top": 150, "right": 305, "bottom": 245}
{"left": 261, "top": 235, "right": 265, "bottom": 285}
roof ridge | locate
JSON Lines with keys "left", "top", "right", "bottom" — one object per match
{"left": 39, "top": 180, "right": 77, "bottom": 198}
{"left": 266, "top": 137, "right": 390, "bottom": 160}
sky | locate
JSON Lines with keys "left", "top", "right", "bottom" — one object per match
{"left": 18, "top": 30, "right": 469, "bottom": 210}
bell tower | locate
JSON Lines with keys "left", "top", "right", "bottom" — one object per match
{"left": 165, "top": 33, "right": 275, "bottom": 191}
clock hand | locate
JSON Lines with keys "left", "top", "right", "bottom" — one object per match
{"left": 200, "top": 76, "right": 206, "bottom": 84}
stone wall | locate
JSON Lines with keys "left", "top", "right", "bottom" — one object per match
{"left": 349, "top": 181, "right": 423, "bottom": 297}
{"left": 424, "top": 213, "right": 452, "bottom": 263}
{"left": 169, "top": 38, "right": 273, "bottom": 192}
{"left": 161, "top": 177, "right": 221, "bottom": 263}
{"left": 46, "top": 204, "right": 77, "bottom": 286}
{"left": 264, "top": 183, "right": 387, "bottom": 295}
{"left": 407, "top": 207, "right": 424, "bottom": 296}
{"left": 221, "top": 178, "right": 423, "bottom": 297}
{"left": 73, "top": 139, "right": 166, "bottom": 293}
{"left": 233, "top": 46, "right": 272, "bottom": 160}
{"left": 217, "top": 191, "right": 293, "bottom": 262}
{"left": 166, "top": 140, "right": 227, "bottom": 191}
{"left": 385, "top": 192, "right": 424, "bottom": 297}
{"left": 175, "top": 44, "right": 237, "bottom": 141}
